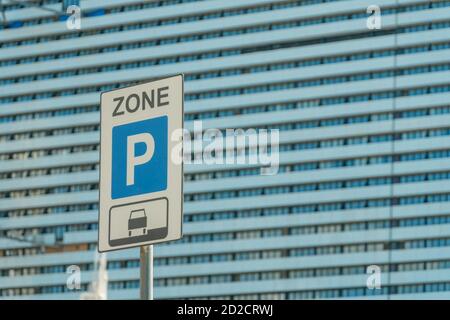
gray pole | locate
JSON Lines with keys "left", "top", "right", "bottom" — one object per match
{"left": 140, "top": 245, "right": 153, "bottom": 300}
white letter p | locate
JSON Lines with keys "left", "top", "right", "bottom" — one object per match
{"left": 127, "top": 133, "right": 155, "bottom": 186}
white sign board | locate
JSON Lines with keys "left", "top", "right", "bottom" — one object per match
{"left": 98, "top": 74, "right": 184, "bottom": 252}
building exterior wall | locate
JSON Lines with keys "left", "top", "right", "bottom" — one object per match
{"left": 1, "top": 0, "right": 450, "bottom": 299}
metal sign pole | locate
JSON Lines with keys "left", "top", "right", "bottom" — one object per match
{"left": 140, "top": 245, "right": 153, "bottom": 300}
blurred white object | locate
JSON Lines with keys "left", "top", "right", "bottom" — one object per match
{"left": 80, "top": 250, "right": 108, "bottom": 300}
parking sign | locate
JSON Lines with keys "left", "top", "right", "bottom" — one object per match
{"left": 98, "top": 75, "right": 183, "bottom": 252}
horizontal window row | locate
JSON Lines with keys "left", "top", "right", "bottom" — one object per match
{"left": 285, "top": 282, "right": 450, "bottom": 299}
{"left": 150, "top": 260, "right": 450, "bottom": 287}
{"left": 4, "top": 169, "right": 450, "bottom": 201}
{"left": 1, "top": 14, "right": 448, "bottom": 74}
{"left": 0, "top": 125, "right": 99, "bottom": 142}
{"left": 3, "top": 0, "right": 449, "bottom": 64}
{"left": 4, "top": 259, "right": 450, "bottom": 288}
{"left": 3, "top": 100, "right": 450, "bottom": 143}
{"left": 1, "top": 223, "right": 97, "bottom": 243}
{"left": 1, "top": 259, "right": 131, "bottom": 277}
{"left": 218, "top": 126, "right": 450, "bottom": 151}
{"left": 0, "top": 105, "right": 99, "bottom": 124}
{"left": 0, "top": 0, "right": 205, "bottom": 30}
{"left": 185, "top": 65, "right": 450, "bottom": 101}
{"left": 0, "top": 243, "right": 96, "bottom": 259}
{"left": 0, "top": 198, "right": 450, "bottom": 258}
{"left": 3, "top": 233, "right": 450, "bottom": 267}
{"left": 2, "top": 0, "right": 204, "bottom": 12}
{"left": 0, "top": 144, "right": 99, "bottom": 161}
{"left": 6, "top": 281, "right": 450, "bottom": 299}
{"left": 3, "top": 172, "right": 450, "bottom": 219}
{"left": 0, "top": 164, "right": 99, "bottom": 180}
{"left": 0, "top": 101, "right": 443, "bottom": 142}
{"left": 5, "top": 0, "right": 430, "bottom": 52}
{"left": 185, "top": 82, "right": 450, "bottom": 114}
{"left": 5, "top": 279, "right": 450, "bottom": 298}
{"left": 184, "top": 191, "right": 448, "bottom": 221}
{"left": 2, "top": 92, "right": 450, "bottom": 130}
{"left": 0, "top": 183, "right": 99, "bottom": 199}
{"left": 0, "top": 1, "right": 366, "bottom": 59}
{"left": 0, "top": 0, "right": 339, "bottom": 37}
{"left": 4, "top": 214, "right": 450, "bottom": 251}
{"left": 0, "top": 203, "right": 100, "bottom": 219}
{"left": 0, "top": 284, "right": 88, "bottom": 298}
{"left": 3, "top": 67, "right": 450, "bottom": 120}
{"left": 4, "top": 32, "right": 450, "bottom": 87}
{"left": 184, "top": 172, "right": 450, "bottom": 202}
{"left": 149, "top": 237, "right": 450, "bottom": 266}
{"left": 0, "top": 150, "right": 450, "bottom": 208}
{"left": 0, "top": 243, "right": 97, "bottom": 259}
{"left": 4, "top": 59, "right": 450, "bottom": 116}
{"left": 187, "top": 102, "right": 450, "bottom": 124}
{"left": 2, "top": 119, "right": 450, "bottom": 162}
{"left": 0, "top": 0, "right": 59, "bottom": 12}
{"left": 211, "top": 282, "right": 450, "bottom": 299}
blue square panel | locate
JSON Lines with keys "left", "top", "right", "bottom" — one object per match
{"left": 111, "top": 116, "right": 168, "bottom": 199}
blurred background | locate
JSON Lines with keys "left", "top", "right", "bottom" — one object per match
{"left": 1, "top": 0, "right": 450, "bottom": 299}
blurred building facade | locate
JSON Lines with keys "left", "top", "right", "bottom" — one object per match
{"left": 1, "top": 0, "right": 450, "bottom": 299}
